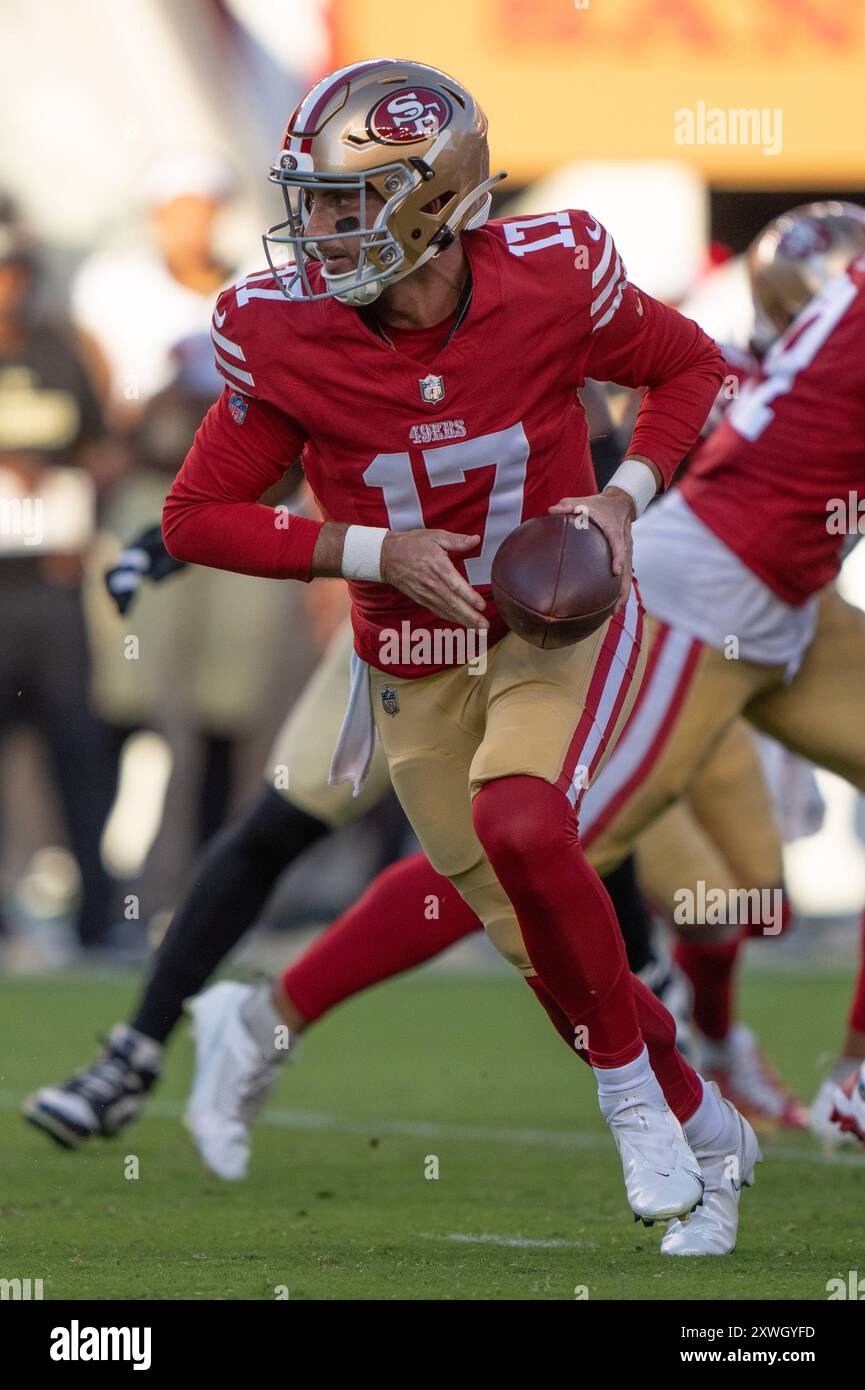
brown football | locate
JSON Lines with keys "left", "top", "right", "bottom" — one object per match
{"left": 491, "top": 513, "right": 621, "bottom": 648}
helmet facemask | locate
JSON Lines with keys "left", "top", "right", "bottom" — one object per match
{"left": 264, "top": 154, "right": 425, "bottom": 306}
{"left": 264, "top": 150, "right": 501, "bottom": 306}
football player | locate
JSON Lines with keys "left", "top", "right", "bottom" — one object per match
{"left": 595, "top": 210, "right": 865, "bottom": 1139}
{"left": 647, "top": 209, "right": 865, "bottom": 1142}
{"left": 191, "top": 198, "right": 865, "bottom": 1217}
{"left": 564, "top": 204, "right": 865, "bottom": 1193}
{"left": 626, "top": 337, "right": 807, "bottom": 1133}
{"left": 749, "top": 203, "right": 865, "bottom": 1146}
{"left": 157, "top": 58, "right": 743, "bottom": 1238}
{"left": 25, "top": 397, "right": 680, "bottom": 1153}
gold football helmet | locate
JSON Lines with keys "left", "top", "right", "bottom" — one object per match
{"left": 748, "top": 201, "right": 865, "bottom": 341}
{"left": 263, "top": 58, "right": 506, "bottom": 305}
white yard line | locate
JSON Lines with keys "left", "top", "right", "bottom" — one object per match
{"left": 421, "top": 1233, "right": 589, "bottom": 1249}
{"left": 4, "top": 1088, "right": 863, "bottom": 1167}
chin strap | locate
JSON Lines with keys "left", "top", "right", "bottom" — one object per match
{"left": 329, "top": 274, "right": 386, "bottom": 307}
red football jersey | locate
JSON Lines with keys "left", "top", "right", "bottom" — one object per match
{"left": 164, "top": 210, "right": 723, "bottom": 676}
{"left": 681, "top": 258, "right": 865, "bottom": 606}
{"left": 677, "top": 341, "right": 758, "bottom": 476}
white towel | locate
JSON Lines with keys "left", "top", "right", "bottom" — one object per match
{"left": 328, "top": 650, "right": 377, "bottom": 797}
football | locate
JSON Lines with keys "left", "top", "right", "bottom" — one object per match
{"left": 491, "top": 513, "right": 621, "bottom": 648}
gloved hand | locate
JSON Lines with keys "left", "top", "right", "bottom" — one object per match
{"left": 104, "top": 523, "right": 186, "bottom": 616}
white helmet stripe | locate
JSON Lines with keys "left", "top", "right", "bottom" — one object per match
{"left": 293, "top": 58, "right": 390, "bottom": 133}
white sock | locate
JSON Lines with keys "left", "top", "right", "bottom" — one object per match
{"left": 682, "top": 1076, "right": 729, "bottom": 1153}
{"left": 240, "top": 983, "right": 292, "bottom": 1062}
{"left": 594, "top": 1045, "right": 666, "bottom": 1119}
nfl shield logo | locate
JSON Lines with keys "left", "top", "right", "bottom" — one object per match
{"left": 419, "top": 373, "right": 445, "bottom": 405}
{"left": 380, "top": 686, "right": 400, "bottom": 717}
{"left": 228, "top": 392, "right": 248, "bottom": 425}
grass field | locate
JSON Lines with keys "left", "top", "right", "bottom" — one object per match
{"left": 2, "top": 963, "right": 862, "bottom": 1301}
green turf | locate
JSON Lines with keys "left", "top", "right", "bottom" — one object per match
{"left": 1, "top": 965, "right": 861, "bottom": 1300}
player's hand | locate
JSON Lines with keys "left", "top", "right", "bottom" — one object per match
{"left": 549, "top": 489, "right": 635, "bottom": 615}
{"left": 104, "top": 524, "right": 187, "bottom": 616}
{"left": 380, "top": 529, "right": 489, "bottom": 630}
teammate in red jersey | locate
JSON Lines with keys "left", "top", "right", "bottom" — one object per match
{"left": 581, "top": 212, "right": 865, "bottom": 862}
{"left": 572, "top": 210, "right": 865, "bottom": 1197}
{"left": 632, "top": 337, "right": 810, "bottom": 1131}
{"left": 162, "top": 59, "right": 737, "bottom": 1235}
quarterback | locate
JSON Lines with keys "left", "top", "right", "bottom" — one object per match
{"left": 175, "top": 200, "right": 865, "bottom": 1224}
{"left": 159, "top": 58, "right": 737, "bottom": 1235}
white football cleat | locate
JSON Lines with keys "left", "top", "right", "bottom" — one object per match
{"left": 661, "top": 1085, "right": 761, "bottom": 1256}
{"left": 830, "top": 1061, "right": 865, "bottom": 1147}
{"left": 185, "top": 981, "right": 289, "bottom": 1180}
{"left": 607, "top": 1095, "right": 704, "bottom": 1224}
{"left": 810, "top": 1071, "right": 857, "bottom": 1149}
{"left": 701, "top": 1023, "right": 808, "bottom": 1131}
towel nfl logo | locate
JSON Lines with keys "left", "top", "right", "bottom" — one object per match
{"left": 228, "top": 392, "right": 248, "bottom": 425}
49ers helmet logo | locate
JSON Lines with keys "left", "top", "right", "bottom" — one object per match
{"left": 367, "top": 87, "right": 453, "bottom": 143}
{"left": 778, "top": 219, "right": 832, "bottom": 260}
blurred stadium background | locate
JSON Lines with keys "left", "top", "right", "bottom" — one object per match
{"left": 1, "top": 0, "right": 863, "bottom": 973}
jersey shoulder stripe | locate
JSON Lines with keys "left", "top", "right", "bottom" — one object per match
{"left": 486, "top": 208, "right": 627, "bottom": 333}
{"left": 209, "top": 268, "right": 303, "bottom": 398}
{"left": 211, "top": 295, "right": 256, "bottom": 396}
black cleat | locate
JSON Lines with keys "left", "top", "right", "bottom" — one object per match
{"left": 24, "top": 1024, "right": 162, "bottom": 1150}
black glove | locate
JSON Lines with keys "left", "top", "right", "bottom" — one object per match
{"left": 104, "top": 523, "right": 186, "bottom": 616}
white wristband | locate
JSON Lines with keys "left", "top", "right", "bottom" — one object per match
{"left": 341, "top": 525, "right": 388, "bottom": 582}
{"left": 604, "top": 459, "right": 658, "bottom": 518}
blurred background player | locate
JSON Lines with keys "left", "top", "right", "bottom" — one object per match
{"left": 73, "top": 154, "right": 318, "bottom": 922}
{"left": 0, "top": 202, "right": 120, "bottom": 954}
{"left": 658, "top": 205, "right": 865, "bottom": 1145}
{"left": 570, "top": 207, "right": 865, "bottom": 1168}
